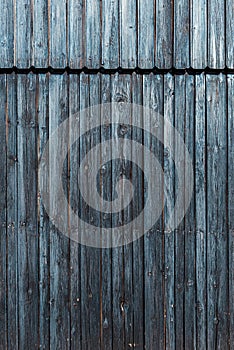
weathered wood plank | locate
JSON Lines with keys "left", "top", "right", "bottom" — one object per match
{"left": 85, "top": 0, "right": 101, "bottom": 68}
{"left": 191, "top": 0, "right": 207, "bottom": 68}
{"left": 0, "top": 0, "right": 14, "bottom": 67}
{"left": 184, "top": 74, "right": 196, "bottom": 349}
{"left": 226, "top": 0, "right": 234, "bottom": 68}
{"left": 68, "top": 74, "right": 82, "bottom": 350}
{"left": 174, "top": 0, "right": 190, "bottom": 68}
{"left": 79, "top": 73, "right": 101, "bottom": 349}
{"left": 119, "top": 0, "right": 137, "bottom": 68}
{"left": 138, "top": 0, "right": 154, "bottom": 68}
{"left": 33, "top": 0, "right": 49, "bottom": 67}
{"left": 131, "top": 73, "right": 144, "bottom": 349}
{"left": 102, "top": 0, "right": 119, "bottom": 68}
{"left": 49, "top": 0, "right": 67, "bottom": 67}
{"left": 206, "top": 74, "right": 228, "bottom": 349}
{"left": 156, "top": 0, "right": 173, "bottom": 68}
{"left": 163, "top": 73, "right": 175, "bottom": 349}
{"left": 99, "top": 74, "right": 113, "bottom": 349}
{"left": 227, "top": 74, "right": 234, "bottom": 348}
{"left": 195, "top": 73, "right": 207, "bottom": 349}
{"left": 6, "top": 74, "right": 18, "bottom": 350}
{"left": 37, "top": 74, "right": 50, "bottom": 349}
{"left": 49, "top": 74, "right": 70, "bottom": 349}
{"left": 208, "top": 0, "right": 225, "bottom": 68}
{"left": 0, "top": 75, "right": 7, "bottom": 349}
{"left": 17, "top": 74, "right": 39, "bottom": 348}
{"left": 174, "top": 74, "right": 186, "bottom": 349}
{"left": 15, "top": 0, "right": 32, "bottom": 67}
{"left": 68, "top": 0, "right": 83, "bottom": 69}
{"left": 143, "top": 74, "right": 164, "bottom": 349}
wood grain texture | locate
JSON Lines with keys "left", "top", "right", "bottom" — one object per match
{"left": 226, "top": 0, "right": 234, "bottom": 69}
{"left": 102, "top": 0, "right": 119, "bottom": 68}
{"left": 33, "top": 0, "right": 49, "bottom": 67}
{"left": 0, "top": 0, "right": 14, "bottom": 67}
{"left": 227, "top": 75, "right": 234, "bottom": 349}
{"left": 0, "top": 75, "right": 7, "bottom": 350}
{"left": 208, "top": 0, "right": 225, "bottom": 68}
{"left": 68, "top": 0, "right": 83, "bottom": 68}
{"left": 17, "top": 74, "right": 39, "bottom": 348}
{"left": 191, "top": 0, "right": 207, "bottom": 69}
{"left": 174, "top": 0, "right": 190, "bottom": 68}
{"left": 156, "top": 0, "right": 173, "bottom": 68}
{"left": 6, "top": 74, "right": 18, "bottom": 350}
{"left": 0, "top": 72, "right": 233, "bottom": 349}
{"left": 138, "top": 0, "right": 154, "bottom": 68}
{"left": 195, "top": 73, "right": 207, "bottom": 349}
{"left": 49, "top": 0, "right": 67, "bottom": 67}
{"left": 206, "top": 74, "right": 228, "bottom": 349}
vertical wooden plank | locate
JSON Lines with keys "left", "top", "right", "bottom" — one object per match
{"left": 0, "top": 75, "right": 7, "bottom": 349}
{"left": 0, "top": 0, "right": 14, "bottom": 67}
{"left": 37, "top": 74, "right": 50, "bottom": 349}
{"left": 195, "top": 73, "right": 207, "bottom": 349}
{"left": 17, "top": 74, "right": 39, "bottom": 348}
{"left": 163, "top": 73, "right": 175, "bottom": 349}
{"left": 49, "top": 74, "right": 70, "bottom": 349}
{"left": 49, "top": 0, "right": 67, "bottom": 67}
{"left": 79, "top": 73, "right": 101, "bottom": 349}
{"left": 111, "top": 73, "right": 130, "bottom": 349}
{"left": 85, "top": 0, "right": 101, "bottom": 68}
{"left": 184, "top": 74, "right": 196, "bottom": 349}
{"left": 174, "top": 0, "right": 190, "bottom": 68}
{"left": 206, "top": 74, "right": 228, "bottom": 349}
{"left": 6, "top": 73, "right": 18, "bottom": 350}
{"left": 131, "top": 73, "right": 144, "bottom": 349}
{"left": 15, "top": 0, "right": 32, "bottom": 67}
{"left": 138, "top": 0, "right": 154, "bottom": 68}
{"left": 190, "top": 0, "right": 207, "bottom": 68}
{"left": 100, "top": 74, "right": 113, "bottom": 349}
{"left": 155, "top": 0, "right": 173, "bottom": 69}
{"left": 102, "top": 0, "right": 119, "bottom": 68}
{"left": 68, "top": 0, "right": 83, "bottom": 68}
{"left": 174, "top": 74, "right": 186, "bottom": 349}
{"left": 33, "top": 0, "right": 49, "bottom": 67}
{"left": 69, "top": 75, "right": 82, "bottom": 350}
{"left": 208, "top": 0, "right": 225, "bottom": 68}
{"left": 119, "top": 0, "right": 137, "bottom": 68}
{"left": 226, "top": 0, "right": 234, "bottom": 68}
{"left": 227, "top": 75, "right": 234, "bottom": 348}
{"left": 143, "top": 74, "right": 164, "bottom": 349}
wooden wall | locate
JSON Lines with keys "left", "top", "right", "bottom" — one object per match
{"left": 0, "top": 0, "right": 234, "bottom": 349}
{"left": 0, "top": 72, "right": 233, "bottom": 349}
{"left": 0, "top": 0, "right": 234, "bottom": 69}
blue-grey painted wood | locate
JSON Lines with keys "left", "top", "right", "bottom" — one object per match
{"left": 0, "top": 75, "right": 7, "bottom": 349}
{"left": 226, "top": 1, "right": 234, "bottom": 69}
{"left": 228, "top": 75, "right": 234, "bottom": 348}
{"left": 206, "top": 74, "right": 228, "bottom": 349}
{"left": 191, "top": 0, "right": 207, "bottom": 68}
{"left": 85, "top": 0, "right": 101, "bottom": 68}
{"left": 15, "top": 0, "right": 32, "bottom": 68}
{"left": 33, "top": 0, "right": 49, "bottom": 67}
{"left": 0, "top": 0, "right": 14, "bottom": 67}
{"left": 119, "top": 0, "right": 137, "bottom": 68}
{"left": 37, "top": 74, "right": 50, "bottom": 349}
{"left": 156, "top": 0, "right": 173, "bottom": 68}
{"left": 68, "top": 0, "right": 83, "bottom": 69}
{"left": 49, "top": 0, "right": 67, "bottom": 67}
{"left": 208, "top": 0, "right": 225, "bottom": 68}
{"left": 195, "top": 73, "right": 207, "bottom": 349}
{"left": 17, "top": 74, "right": 39, "bottom": 348}
{"left": 138, "top": 0, "right": 154, "bottom": 68}
{"left": 102, "top": 0, "right": 119, "bottom": 68}
{"left": 164, "top": 73, "right": 176, "bottom": 349}
{"left": 174, "top": 0, "right": 190, "bottom": 68}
